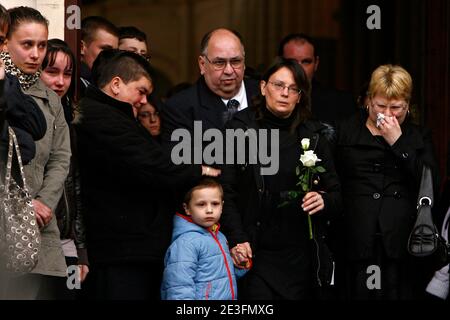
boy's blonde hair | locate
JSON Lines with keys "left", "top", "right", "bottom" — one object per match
{"left": 367, "top": 64, "right": 413, "bottom": 102}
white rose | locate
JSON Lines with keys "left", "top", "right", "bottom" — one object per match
{"left": 300, "top": 150, "right": 321, "bottom": 167}
{"left": 301, "top": 138, "right": 310, "bottom": 150}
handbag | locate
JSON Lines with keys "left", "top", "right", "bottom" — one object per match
{"left": 0, "top": 127, "right": 40, "bottom": 274}
{"left": 407, "top": 165, "right": 449, "bottom": 269}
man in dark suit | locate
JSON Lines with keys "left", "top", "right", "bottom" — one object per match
{"left": 279, "top": 33, "right": 356, "bottom": 124}
{"left": 161, "top": 28, "right": 259, "bottom": 215}
{"left": 161, "top": 27, "right": 259, "bottom": 164}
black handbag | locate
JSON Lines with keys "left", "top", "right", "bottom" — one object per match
{"left": 407, "top": 165, "right": 449, "bottom": 270}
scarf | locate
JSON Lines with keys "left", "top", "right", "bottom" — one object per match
{"left": 0, "top": 51, "right": 41, "bottom": 91}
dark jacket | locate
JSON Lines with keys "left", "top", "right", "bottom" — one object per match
{"left": 79, "top": 62, "right": 92, "bottom": 99}
{"left": 75, "top": 86, "right": 202, "bottom": 265}
{"left": 0, "top": 76, "right": 47, "bottom": 165}
{"left": 220, "top": 107, "right": 342, "bottom": 288}
{"left": 311, "top": 79, "right": 357, "bottom": 125}
{"left": 161, "top": 76, "right": 260, "bottom": 159}
{"left": 334, "top": 109, "right": 439, "bottom": 260}
{"left": 161, "top": 76, "right": 260, "bottom": 212}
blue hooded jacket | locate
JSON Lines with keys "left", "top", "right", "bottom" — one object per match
{"left": 161, "top": 213, "right": 247, "bottom": 300}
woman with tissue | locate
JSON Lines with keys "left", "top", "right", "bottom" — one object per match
{"left": 334, "top": 64, "right": 439, "bottom": 300}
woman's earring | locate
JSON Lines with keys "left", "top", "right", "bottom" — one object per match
{"left": 365, "top": 105, "right": 369, "bottom": 112}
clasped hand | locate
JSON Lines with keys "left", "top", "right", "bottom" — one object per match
{"left": 230, "top": 242, "right": 252, "bottom": 269}
{"left": 376, "top": 115, "right": 402, "bottom": 146}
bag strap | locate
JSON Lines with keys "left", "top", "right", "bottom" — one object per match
{"left": 5, "top": 127, "right": 30, "bottom": 195}
{"left": 417, "top": 165, "right": 433, "bottom": 208}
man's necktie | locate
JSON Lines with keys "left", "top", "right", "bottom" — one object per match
{"left": 223, "top": 99, "right": 240, "bottom": 124}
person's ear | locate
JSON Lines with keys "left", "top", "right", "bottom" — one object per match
{"left": 260, "top": 81, "right": 267, "bottom": 96}
{"left": 198, "top": 55, "right": 206, "bottom": 75}
{"left": 109, "top": 76, "right": 122, "bottom": 96}
{"left": 314, "top": 56, "right": 320, "bottom": 72}
{"left": 80, "top": 40, "right": 86, "bottom": 56}
{"left": 2, "top": 38, "right": 8, "bottom": 52}
{"left": 183, "top": 203, "right": 191, "bottom": 216}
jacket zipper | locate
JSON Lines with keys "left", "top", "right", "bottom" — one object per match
{"left": 205, "top": 282, "right": 212, "bottom": 300}
{"left": 313, "top": 235, "right": 322, "bottom": 287}
{"left": 209, "top": 230, "right": 235, "bottom": 300}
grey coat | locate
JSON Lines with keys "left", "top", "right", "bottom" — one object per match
{"left": 23, "top": 79, "right": 71, "bottom": 277}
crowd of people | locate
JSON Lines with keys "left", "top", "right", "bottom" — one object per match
{"left": 0, "top": 5, "right": 448, "bottom": 301}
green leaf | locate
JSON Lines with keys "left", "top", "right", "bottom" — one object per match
{"left": 288, "top": 191, "right": 298, "bottom": 199}
{"left": 278, "top": 201, "right": 291, "bottom": 208}
{"left": 316, "top": 166, "right": 326, "bottom": 173}
{"left": 302, "top": 184, "right": 308, "bottom": 192}
{"left": 295, "top": 166, "right": 300, "bottom": 176}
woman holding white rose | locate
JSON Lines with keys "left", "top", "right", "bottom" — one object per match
{"left": 334, "top": 64, "right": 439, "bottom": 300}
{"left": 220, "top": 57, "right": 342, "bottom": 299}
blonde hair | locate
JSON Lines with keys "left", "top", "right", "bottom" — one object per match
{"left": 367, "top": 64, "right": 413, "bottom": 102}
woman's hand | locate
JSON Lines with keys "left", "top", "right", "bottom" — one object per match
{"left": 377, "top": 115, "right": 402, "bottom": 146}
{"left": 32, "top": 199, "right": 53, "bottom": 228}
{"left": 201, "top": 165, "right": 221, "bottom": 177}
{"left": 302, "top": 191, "right": 324, "bottom": 215}
{"left": 78, "top": 264, "right": 89, "bottom": 282}
{"left": 230, "top": 242, "right": 252, "bottom": 269}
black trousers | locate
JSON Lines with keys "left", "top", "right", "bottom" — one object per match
{"left": 80, "top": 261, "right": 163, "bottom": 300}
{"left": 0, "top": 273, "right": 64, "bottom": 300}
{"left": 341, "top": 236, "right": 428, "bottom": 300}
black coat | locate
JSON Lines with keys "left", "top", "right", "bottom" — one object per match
{"left": 311, "top": 79, "right": 357, "bottom": 125}
{"left": 161, "top": 76, "right": 260, "bottom": 158}
{"left": 75, "top": 87, "right": 201, "bottom": 265}
{"left": 0, "top": 76, "right": 47, "bottom": 165}
{"left": 220, "top": 107, "right": 342, "bottom": 290}
{"left": 160, "top": 76, "right": 260, "bottom": 211}
{"left": 334, "top": 109, "right": 439, "bottom": 260}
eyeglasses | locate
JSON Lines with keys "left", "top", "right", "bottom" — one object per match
{"left": 371, "top": 99, "right": 407, "bottom": 114}
{"left": 268, "top": 81, "right": 302, "bottom": 96}
{"left": 203, "top": 55, "right": 245, "bottom": 70}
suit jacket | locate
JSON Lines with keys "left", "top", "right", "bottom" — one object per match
{"left": 160, "top": 76, "right": 259, "bottom": 211}
{"left": 311, "top": 79, "right": 357, "bottom": 125}
{"left": 161, "top": 76, "right": 259, "bottom": 159}
{"left": 334, "top": 109, "right": 439, "bottom": 260}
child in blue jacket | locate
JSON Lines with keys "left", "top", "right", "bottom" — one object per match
{"left": 161, "top": 178, "right": 251, "bottom": 300}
